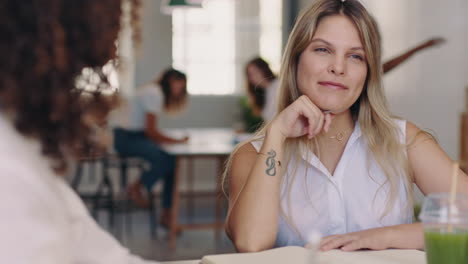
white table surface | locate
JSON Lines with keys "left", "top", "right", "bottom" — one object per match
{"left": 161, "top": 128, "right": 247, "bottom": 156}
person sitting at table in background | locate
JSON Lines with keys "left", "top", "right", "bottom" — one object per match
{"left": 0, "top": 0, "right": 161, "bottom": 263}
{"left": 223, "top": 0, "right": 468, "bottom": 253}
{"left": 113, "top": 68, "right": 189, "bottom": 227}
{"left": 242, "top": 38, "right": 445, "bottom": 132}
{"left": 245, "top": 57, "right": 279, "bottom": 125}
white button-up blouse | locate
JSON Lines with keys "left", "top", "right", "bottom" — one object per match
{"left": 251, "top": 119, "right": 413, "bottom": 247}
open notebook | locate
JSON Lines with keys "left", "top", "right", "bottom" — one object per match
{"left": 201, "top": 246, "right": 426, "bottom": 264}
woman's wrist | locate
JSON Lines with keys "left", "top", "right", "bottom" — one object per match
{"left": 385, "top": 225, "right": 399, "bottom": 248}
{"left": 266, "top": 122, "right": 287, "bottom": 144}
{"left": 387, "top": 223, "right": 424, "bottom": 249}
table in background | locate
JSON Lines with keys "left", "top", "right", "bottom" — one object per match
{"left": 161, "top": 128, "right": 249, "bottom": 249}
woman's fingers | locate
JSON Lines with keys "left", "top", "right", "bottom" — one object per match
{"left": 340, "top": 240, "right": 364, "bottom": 251}
{"left": 318, "top": 235, "right": 338, "bottom": 248}
{"left": 320, "top": 235, "right": 357, "bottom": 251}
{"left": 298, "top": 115, "right": 310, "bottom": 136}
{"left": 323, "top": 112, "right": 333, "bottom": 133}
{"left": 312, "top": 112, "right": 325, "bottom": 138}
{"left": 298, "top": 96, "right": 325, "bottom": 138}
{"left": 275, "top": 95, "right": 333, "bottom": 139}
{"left": 294, "top": 96, "right": 313, "bottom": 138}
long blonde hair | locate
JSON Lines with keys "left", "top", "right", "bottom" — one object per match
{"left": 223, "top": 0, "right": 413, "bottom": 235}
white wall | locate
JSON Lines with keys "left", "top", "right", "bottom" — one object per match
{"left": 134, "top": 0, "right": 173, "bottom": 88}
{"left": 366, "top": 0, "right": 467, "bottom": 159}
{"left": 295, "top": 0, "right": 468, "bottom": 159}
{"left": 158, "top": 95, "right": 242, "bottom": 129}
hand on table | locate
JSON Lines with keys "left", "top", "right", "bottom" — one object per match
{"left": 306, "top": 227, "right": 394, "bottom": 252}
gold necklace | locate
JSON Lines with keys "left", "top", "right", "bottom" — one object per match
{"left": 328, "top": 128, "right": 353, "bottom": 141}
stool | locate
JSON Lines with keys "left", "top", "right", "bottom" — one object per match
{"left": 72, "top": 153, "right": 158, "bottom": 239}
{"left": 103, "top": 154, "right": 158, "bottom": 239}
{"left": 71, "top": 154, "right": 115, "bottom": 226}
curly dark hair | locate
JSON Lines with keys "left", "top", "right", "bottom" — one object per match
{"left": 245, "top": 57, "right": 276, "bottom": 114}
{"left": 0, "top": 0, "right": 126, "bottom": 174}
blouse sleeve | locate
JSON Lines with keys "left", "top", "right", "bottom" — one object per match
{"left": 140, "top": 86, "right": 163, "bottom": 115}
{"left": 0, "top": 163, "right": 72, "bottom": 264}
{"left": 68, "top": 197, "right": 160, "bottom": 264}
{"left": 58, "top": 176, "right": 160, "bottom": 264}
{"left": 0, "top": 160, "right": 159, "bottom": 264}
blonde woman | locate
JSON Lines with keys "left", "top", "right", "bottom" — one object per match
{"left": 223, "top": 0, "right": 468, "bottom": 253}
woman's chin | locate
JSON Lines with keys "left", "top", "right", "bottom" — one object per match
{"left": 319, "top": 105, "right": 351, "bottom": 115}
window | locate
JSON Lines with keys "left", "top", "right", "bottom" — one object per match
{"left": 259, "top": 0, "right": 282, "bottom": 73}
{"left": 172, "top": 0, "right": 282, "bottom": 95}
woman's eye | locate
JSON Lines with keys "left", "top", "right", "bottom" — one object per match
{"left": 350, "top": 54, "right": 364, "bottom": 61}
{"left": 314, "top": 48, "right": 329, "bottom": 53}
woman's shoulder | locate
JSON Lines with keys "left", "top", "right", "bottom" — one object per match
{"left": 391, "top": 117, "right": 407, "bottom": 130}
{"left": 231, "top": 136, "right": 264, "bottom": 161}
{"left": 248, "top": 136, "right": 265, "bottom": 152}
{"left": 404, "top": 120, "right": 434, "bottom": 146}
{"left": 390, "top": 118, "right": 434, "bottom": 146}
{"left": 268, "top": 79, "right": 280, "bottom": 92}
{"left": 0, "top": 115, "right": 63, "bottom": 203}
{"left": 405, "top": 120, "right": 418, "bottom": 135}
{"left": 136, "top": 83, "right": 162, "bottom": 97}
{"left": 270, "top": 78, "right": 280, "bottom": 86}
{"left": 389, "top": 117, "right": 407, "bottom": 140}
{"left": 0, "top": 115, "right": 41, "bottom": 162}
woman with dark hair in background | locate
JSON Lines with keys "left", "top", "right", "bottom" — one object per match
{"left": 245, "top": 57, "right": 279, "bottom": 123}
{"left": 114, "top": 68, "right": 189, "bottom": 227}
{"left": 0, "top": 0, "right": 160, "bottom": 263}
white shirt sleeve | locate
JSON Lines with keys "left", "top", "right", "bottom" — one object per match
{"left": 0, "top": 163, "right": 72, "bottom": 264}
{"left": 140, "top": 85, "right": 163, "bottom": 115}
{"left": 63, "top": 183, "right": 160, "bottom": 264}
{"left": 0, "top": 160, "right": 159, "bottom": 264}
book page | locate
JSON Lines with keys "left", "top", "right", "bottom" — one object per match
{"left": 319, "top": 249, "right": 425, "bottom": 264}
{"left": 201, "top": 247, "right": 426, "bottom": 264}
{"left": 201, "top": 246, "right": 313, "bottom": 264}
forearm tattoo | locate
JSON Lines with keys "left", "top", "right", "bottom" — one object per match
{"left": 265, "top": 150, "right": 277, "bottom": 176}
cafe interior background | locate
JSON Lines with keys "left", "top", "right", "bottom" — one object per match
{"left": 72, "top": 0, "right": 468, "bottom": 261}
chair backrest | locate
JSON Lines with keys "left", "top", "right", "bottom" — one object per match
{"left": 461, "top": 86, "right": 468, "bottom": 173}
{"left": 461, "top": 112, "right": 468, "bottom": 173}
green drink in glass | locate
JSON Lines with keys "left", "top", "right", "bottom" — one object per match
{"left": 419, "top": 193, "right": 468, "bottom": 264}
